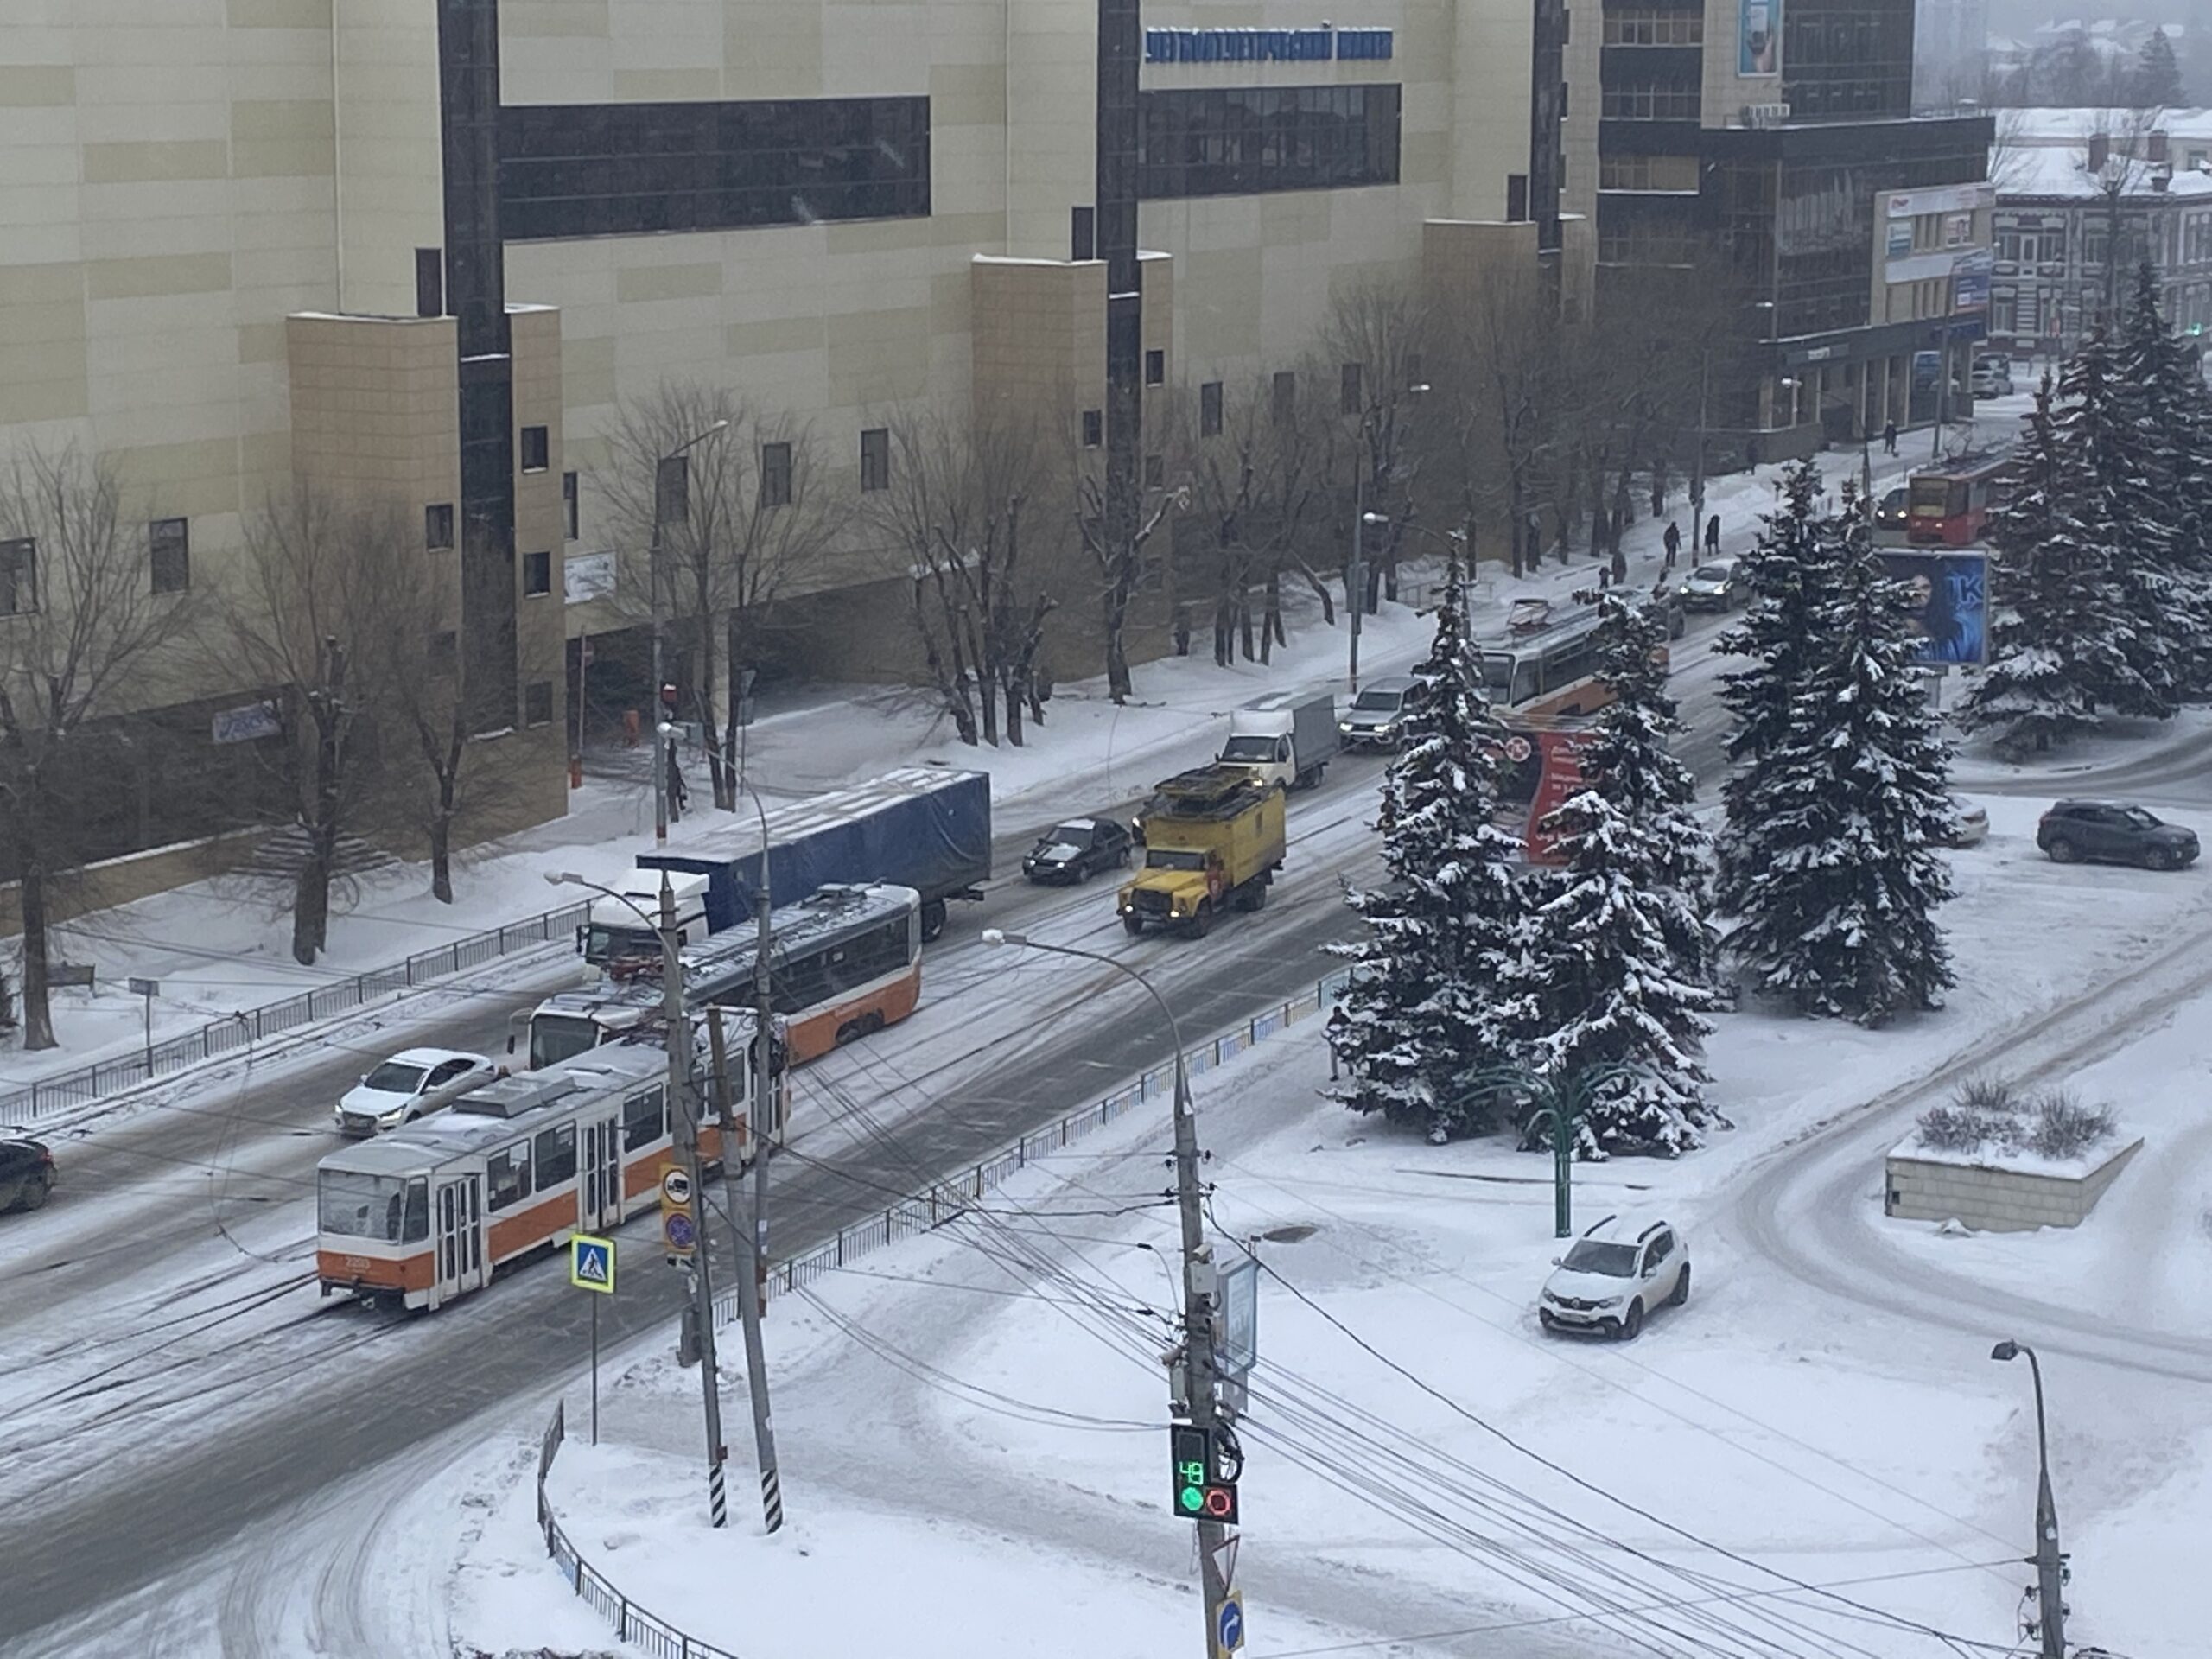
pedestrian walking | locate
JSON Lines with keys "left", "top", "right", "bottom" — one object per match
{"left": 1704, "top": 514, "right": 1720, "bottom": 557}
{"left": 1662, "top": 519, "right": 1681, "bottom": 570}
{"left": 1649, "top": 462, "right": 1668, "bottom": 519}
{"left": 1883, "top": 419, "right": 1898, "bottom": 455}
{"left": 666, "top": 741, "right": 689, "bottom": 821}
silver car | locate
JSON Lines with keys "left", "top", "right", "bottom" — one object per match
{"left": 1338, "top": 677, "right": 1419, "bottom": 751}
{"left": 1681, "top": 557, "right": 1746, "bottom": 612}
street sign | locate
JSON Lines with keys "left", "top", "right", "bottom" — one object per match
{"left": 664, "top": 1211, "right": 696, "bottom": 1254}
{"left": 1210, "top": 1533, "right": 1240, "bottom": 1592}
{"left": 1216, "top": 1592, "right": 1245, "bottom": 1656}
{"left": 660, "top": 1161, "right": 697, "bottom": 1259}
{"left": 126, "top": 977, "right": 159, "bottom": 998}
{"left": 1217, "top": 1255, "right": 1259, "bottom": 1380}
{"left": 570, "top": 1233, "right": 616, "bottom": 1293}
{"left": 661, "top": 1166, "right": 693, "bottom": 1206}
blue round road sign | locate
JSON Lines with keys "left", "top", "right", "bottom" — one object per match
{"left": 664, "top": 1213, "right": 696, "bottom": 1249}
{"left": 1217, "top": 1597, "right": 1243, "bottom": 1653}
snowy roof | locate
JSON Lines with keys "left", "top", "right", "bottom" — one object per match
{"left": 1994, "top": 144, "right": 2212, "bottom": 200}
{"left": 1993, "top": 106, "right": 2212, "bottom": 148}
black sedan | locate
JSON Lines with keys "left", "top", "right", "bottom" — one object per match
{"left": 1, "top": 1137, "right": 55, "bottom": 1214}
{"left": 1021, "top": 817, "right": 1134, "bottom": 884}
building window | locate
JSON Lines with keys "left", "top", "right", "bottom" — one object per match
{"left": 415, "top": 247, "right": 443, "bottom": 318}
{"left": 1137, "top": 84, "right": 1402, "bottom": 200}
{"left": 859, "top": 427, "right": 890, "bottom": 492}
{"left": 1071, "top": 205, "right": 1096, "bottom": 261}
{"left": 1199, "top": 380, "right": 1224, "bottom": 435}
{"left": 523, "top": 550, "right": 552, "bottom": 596}
{"left": 429, "top": 630, "right": 458, "bottom": 672}
{"left": 1081, "top": 410, "right": 1103, "bottom": 447}
{"left": 519, "top": 425, "right": 550, "bottom": 473}
{"left": 1339, "top": 362, "right": 1364, "bottom": 416}
{"left": 1271, "top": 370, "right": 1297, "bottom": 424}
{"left": 1602, "top": 7, "right": 1704, "bottom": 43}
{"left": 1599, "top": 153, "right": 1700, "bottom": 192}
{"left": 149, "top": 518, "right": 189, "bottom": 595}
{"left": 0, "top": 538, "right": 35, "bottom": 615}
{"left": 1145, "top": 453, "right": 1165, "bottom": 489}
{"left": 499, "top": 97, "right": 932, "bottom": 241}
{"left": 760, "top": 442, "right": 793, "bottom": 508}
{"left": 1599, "top": 79, "right": 1701, "bottom": 119}
{"left": 426, "top": 503, "right": 454, "bottom": 550}
{"left": 562, "top": 470, "right": 579, "bottom": 540}
{"left": 1507, "top": 173, "right": 1529, "bottom": 221}
{"left": 524, "top": 680, "right": 554, "bottom": 728}
{"left": 1145, "top": 349, "right": 1166, "bottom": 386}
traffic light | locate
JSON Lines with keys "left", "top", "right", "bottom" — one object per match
{"left": 1170, "top": 1423, "right": 1238, "bottom": 1523}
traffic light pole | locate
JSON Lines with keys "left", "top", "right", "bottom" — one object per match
{"left": 739, "top": 785, "right": 784, "bottom": 1532}
{"left": 662, "top": 879, "right": 728, "bottom": 1529}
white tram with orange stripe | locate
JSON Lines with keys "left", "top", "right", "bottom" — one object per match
{"left": 518, "top": 881, "right": 923, "bottom": 1074}
{"left": 314, "top": 1042, "right": 755, "bottom": 1311}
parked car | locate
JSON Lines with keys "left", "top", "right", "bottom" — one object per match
{"left": 1874, "top": 485, "right": 1910, "bottom": 533}
{"left": 1020, "top": 817, "right": 1134, "bottom": 884}
{"left": 2037, "top": 801, "right": 2200, "bottom": 870}
{"left": 1538, "top": 1215, "right": 1689, "bottom": 1339}
{"left": 1971, "top": 353, "right": 2015, "bottom": 398}
{"left": 1680, "top": 557, "right": 1747, "bottom": 613}
{"left": 1944, "top": 798, "right": 1990, "bottom": 848}
{"left": 1338, "top": 676, "right": 1421, "bottom": 751}
{"left": 0, "top": 1137, "right": 55, "bottom": 1214}
{"left": 334, "top": 1047, "right": 499, "bottom": 1136}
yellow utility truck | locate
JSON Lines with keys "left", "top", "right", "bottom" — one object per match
{"left": 1118, "top": 766, "right": 1287, "bottom": 938}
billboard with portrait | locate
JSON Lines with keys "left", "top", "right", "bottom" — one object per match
{"left": 1740, "top": 0, "right": 1780, "bottom": 73}
{"left": 1880, "top": 550, "right": 1987, "bottom": 666}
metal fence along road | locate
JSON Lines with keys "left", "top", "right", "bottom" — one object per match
{"left": 0, "top": 902, "right": 590, "bottom": 1128}
{"left": 537, "top": 1401, "right": 742, "bottom": 1659}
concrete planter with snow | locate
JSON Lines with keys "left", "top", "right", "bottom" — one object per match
{"left": 1883, "top": 1135, "right": 2145, "bottom": 1232}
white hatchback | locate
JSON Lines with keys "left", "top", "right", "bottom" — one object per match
{"left": 1537, "top": 1215, "right": 1690, "bottom": 1340}
{"left": 334, "top": 1047, "right": 499, "bottom": 1137}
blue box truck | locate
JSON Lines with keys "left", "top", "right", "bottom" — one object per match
{"left": 583, "top": 768, "right": 989, "bottom": 963}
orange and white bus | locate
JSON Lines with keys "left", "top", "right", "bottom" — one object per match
{"left": 315, "top": 1044, "right": 738, "bottom": 1311}
{"left": 517, "top": 881, "right": 922, "bottom": 1074}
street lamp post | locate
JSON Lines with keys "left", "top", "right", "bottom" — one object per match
{"left": 651, "top": 419, "right": 729, "bottom": 846}
{"left": 980, "top": 928, "right": 1235, "bottom": 1659}
{"left": 1463, "top": 1061, "right": 1647, "bottom": 1238}
{"left": 1991, "top": 1339, "right": 2068, "bottom": 1659}
{"left": 728, "top": 773, "right": 785, "bottom": 1534}
{"left": 1348, "top": 386, "right": 1429, "bottom": 693}
{"left": 545, "top": 869, "right": 728, "bottom": 1529}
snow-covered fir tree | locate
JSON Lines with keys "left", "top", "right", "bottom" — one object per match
{"left": 2113, "top": 262, "right": 2212, "bottom": 699}
{"left": 1515, "top": 591, "right": 1719, "bottom": 1155}
{"left": 1725, "top": 509, "right": 1957, "bottom": 1023}
{"left": 1959, "top": 376, "right": 2133, "bottom": 752}
{"left": 2055, "top": 327, "right": 2183, "bottom": 719}
{"left": 1715, "top": 459, "right": 1832, "bottom": 917}
{"left": 1326, "top": 556, "right": 1528, "bottom": 1140}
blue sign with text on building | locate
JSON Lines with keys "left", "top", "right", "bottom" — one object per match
{"left": 1144, "top": 26, "right": 1392, "bottom": 63}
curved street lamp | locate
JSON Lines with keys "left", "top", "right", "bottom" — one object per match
{"left": 1992, "top": 1338, "right": 2067, "bottom": 1658}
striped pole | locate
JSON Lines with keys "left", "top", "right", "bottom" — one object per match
{"left": 760, "top": 1465, "right": 785, "bottom": 1533}
{"left": 707, "top": 1459, "right": 728, "bottom": 1530}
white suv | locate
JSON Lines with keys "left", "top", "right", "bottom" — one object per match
{"left": 1538, "top": 1216, "right": 1690, "bottom": 1339}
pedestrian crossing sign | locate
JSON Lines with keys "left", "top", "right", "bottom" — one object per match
{"left": 570, "top": 1233, "right": 616, "bottom": 1294}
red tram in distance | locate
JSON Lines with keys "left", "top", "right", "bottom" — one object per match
{"left": 1906, "top": 453, "right": 2010, "bottom": 546}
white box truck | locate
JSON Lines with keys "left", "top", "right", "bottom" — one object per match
{"left": 1217, "top": 690, "right": 1338, "bottom": 792}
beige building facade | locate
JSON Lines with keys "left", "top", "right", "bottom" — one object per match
{"left": 2, "top": 0, "right": 1592, "bottom": 868}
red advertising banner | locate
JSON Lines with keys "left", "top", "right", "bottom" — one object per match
{"left": 1524, "top": 729, "right": 1597, "bottom": 866}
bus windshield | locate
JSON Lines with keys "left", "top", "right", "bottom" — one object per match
{"left": 531, "top": 1014, "right": 604, "bottom": 1071}
{"left": 1481, "top": 653, "right": 1516, "bottom": 696}
{"left": 320, "top": 1170, "right": 407, "bottom": 1241}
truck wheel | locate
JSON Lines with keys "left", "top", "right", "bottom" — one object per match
{"left": 1188, "top": 902, "right": 1212, "bottom": 939}
{"left": 920, "top": 899, "right": 948, "bottom": 942}
{"left": 1122, "top": 914, "right": 1145, "bottom": 937}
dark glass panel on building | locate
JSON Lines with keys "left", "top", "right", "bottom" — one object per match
{"left": 1136, "top": 85, "right": 1402, "bottom": 199}
{"left": 498, "top": 97, "right": 932, "bottom": 240}
{"left": 1782, "top": 0, "right": 1914, "bottom": 118}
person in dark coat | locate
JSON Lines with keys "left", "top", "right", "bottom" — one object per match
{"left": 1883, "top": 419, "right": 1898, "bottom": 455}
{"left": 1662, "top": 519, "right": 1681, "bottom": 570}
{"left": 1704, "top": 514, "right": 1721, "bottom": 556}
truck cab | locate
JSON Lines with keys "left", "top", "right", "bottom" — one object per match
{"left": 1118, "top": 766, "right": 1287, "bottom": 938}
{"left": 1217, "top": 691, "right": 1337, "bottom": 792}
{"left": 580, "top": 871, "right": 710, "bottom": 966}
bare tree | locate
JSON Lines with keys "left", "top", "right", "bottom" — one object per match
{"left": 1423, "top": 273, "right": 1561, "bottom": 579}
{"left": 874, "top": 409, "right": 1063, "bottom": 747}
{"left": 1170, "top": 374, "right": 1342, "bottom": 664}
{"left": 1075, "top": 433, "right": 1181, "bottom": 707}
{"left": 0, "top": 448, "right": 200, "bottom": 1048}
{"left": 224, "top": 486, "right": 422, "bottom": 965}
{"left": 603, "top": 385, "right": 844, "bottom": 810}
{"left": 1322, "top": 279, "right": 1433, "bottom": 607}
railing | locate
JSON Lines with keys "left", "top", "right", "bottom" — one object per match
{"left": 0, "top": 901, "right": 590, "bottom": 1128}
{"left": 537, "top": 1398, "right": 743, "bottom": 1659}
{"left": 722, "top": 965, "right": 1353, "bottom": 1320}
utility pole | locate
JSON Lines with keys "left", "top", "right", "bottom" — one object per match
{"left": 651, "top": 461, "right": 671, "bottom": 847}
{"left": 731, "top": 801, "right": 785, "bottom": 1532}
{"left": 1689, "top": 343, "right": 1710, "bottom": 528}
{"left": 662, "top": 877, "right": 728, "bottom": 1529}
{"left": 1992, "top": 1340, "right": 2067, "bottom": 1659}
{"left": 1348, "top": 462, "right": 1366, "bottom": 695}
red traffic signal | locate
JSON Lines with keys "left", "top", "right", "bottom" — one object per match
{"left": 1170, "top": 1424, "right": 1239, "bottom": 1524}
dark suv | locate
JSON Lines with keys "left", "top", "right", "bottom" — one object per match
{"left": 2037, "top": 801, "right": 2201, "bottom": 870}
{"left": 1, "top": 1138, "right": 55, "bottom": 1213}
